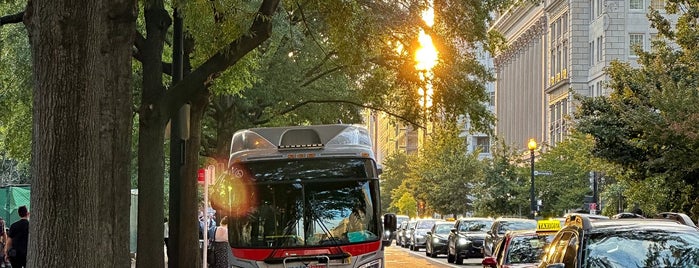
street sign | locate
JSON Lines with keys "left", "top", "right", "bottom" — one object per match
{"left": 534, "top": 170, "right": 553, "bottom": 176}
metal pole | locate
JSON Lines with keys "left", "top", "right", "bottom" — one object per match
{"left": 530, "top": 149, "right": 536, "bottom": 218}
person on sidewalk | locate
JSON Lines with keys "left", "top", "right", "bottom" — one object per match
{"left": 0, "top": 218, "right": 9, "bottom": 268}
{"left": 212, "top": 216, "right": 229, "bottom": 268}
{"left": 4, "top": 205, "right": 29, "bottom": 268}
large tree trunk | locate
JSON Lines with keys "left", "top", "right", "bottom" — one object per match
{"left": 25, "top": 0, "right": 135, "bottom": 266}
{"left": 137, "top": 0, "right": 170, "bottom": 267}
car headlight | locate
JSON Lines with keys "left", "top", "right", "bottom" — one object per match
{"left": 358, "top": 259, "right": 382, "bottom": 268}
{"left": 415, "top": 234, "right": 424, "bottom": 239}
{"left": 433, "top": 237, "right": 440, "bottom": 243}
{"left": 458, "top": 238, "right": 471, "bottom": 245}
{"left": 384, "top": 230, "right": 391, "bottom": 236}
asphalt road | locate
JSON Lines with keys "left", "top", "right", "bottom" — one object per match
{"left": 385, "top": 244, "right": 484, "bottom": 268}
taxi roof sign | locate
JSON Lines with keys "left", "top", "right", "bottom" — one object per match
{"left": 537, "top": 219, "right": 561, "bottom": 232}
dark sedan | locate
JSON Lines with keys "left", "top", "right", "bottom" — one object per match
{"left": 446, "top": 217, "right": 493, "bottom": 264}
{"left": 425, "top": 221, "right": 453, "bottom": 257}
{"left": 482, "top": 217, "right": 536, "bottom": 257}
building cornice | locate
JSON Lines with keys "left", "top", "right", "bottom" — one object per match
{"left": 493, "top": 16, "right": 547, "bottom": 68}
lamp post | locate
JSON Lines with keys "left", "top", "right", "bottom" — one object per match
{"left": 527, "top": 138, "right": 537, "bottom": 218}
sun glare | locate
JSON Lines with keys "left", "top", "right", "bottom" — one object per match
{"left": 415, "top": 32, "right": 438, "bottom": 71}
{"left": 415, "top": 2, "right": 437, "bottom": 72}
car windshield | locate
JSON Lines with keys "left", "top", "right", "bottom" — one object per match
{"left": 434, "top": 224, "right": 453, "bottom": 235}
{"left": 506, "top": 234, "right": 555, "bottom": 264}
{"left": 460, "top": 220, "right": 493, "bottom": 232}
{"left": 498, "top": 221, "right": 536, "bottom": 234}
{"left": 417, "top": 220, "right": 436, "bottom": 229}
{"left": 584, "top": 229, "right": 699, "bottom": 267}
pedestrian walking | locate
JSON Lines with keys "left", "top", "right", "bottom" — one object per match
{"left": 4, "top": 205, "right": 29, "bottom": 268}
{"left": 212, "top": 216, "right": 229, "bottom": 268}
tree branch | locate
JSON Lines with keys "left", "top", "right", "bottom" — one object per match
{"left": 0, "top": 11, "right": 24, "bottom": 26}
{"left": 162, "top": 0, "right": 281, "bottom": 116}
{"left": 300, "top": 65, "right": 345, "bottom": 87}
{"left": 133, "top": 32, "right": 172, "bottom": 75}
{"left": 253, "top": 99, "right": 423, "bottom": 129}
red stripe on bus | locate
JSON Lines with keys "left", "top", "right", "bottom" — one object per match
{"left": 232, "top": 241, "right": 382, "bottom": 261}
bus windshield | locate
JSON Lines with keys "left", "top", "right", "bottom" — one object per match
{"left": 214, "top": 158, "right": 381, "bottom": 248}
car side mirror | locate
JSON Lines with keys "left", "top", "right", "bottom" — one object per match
{"left": 426, "top": 231, "right": 431, "bottom": 235}
{"left": 450, "top": 228, "right": 457, "bottom": 233}
{"left": 487, "top": 230, "right": 492, "bottom": 235}
{"left": 481, "top": 257, "right": 497, "bottom": 267}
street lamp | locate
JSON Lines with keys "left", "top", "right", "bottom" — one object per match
{"left": 527, "top": 138, "right": 537, "bottom": 218}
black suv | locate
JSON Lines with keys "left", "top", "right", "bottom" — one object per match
{"left": 539, "top": 213, "right": 699, "bottom": 267}
{"left": 446, "top": 217, "right": 493, "bottom": 264}
{"left": 482, "top": 217, "right": 536, "bottom": 257}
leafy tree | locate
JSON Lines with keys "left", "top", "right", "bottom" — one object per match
{"left": 473, "top": 140, "right": 528, "bottom": 217}
{"left": 0, "top": 1, "right": 32, "bottom": 164}
{"left": 379, "top": 152, "right": 410, "bottom": 214}
{"left": 395, "top": 192, "right": 418, "bottom": 218}
{"left": 575, "top": 0, "right": 699, "bottom": 220}
{"left": 406, "top": 122, "right": 483, "bottom": 217}
{"left": 534, "top": 133, "right": 598, "bottom": 216}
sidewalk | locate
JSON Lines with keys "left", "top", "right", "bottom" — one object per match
{"left": 384, "top": 244, "right": 444, "bottom": 267}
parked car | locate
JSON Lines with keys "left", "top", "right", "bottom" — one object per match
{"left": 481, "top": 219, "right": 560, "bottom": 268}
{"left": 446, "top": 217, "right": 493, "bottom": 264}
{"left": 408, "top": 219, "right": 438, "bottom": 251}
{"left": 425, "top": 221, "right": 454, "bottom": 257}
{"left": 395, "top": 220, "right": 409, "bottom": 246}
{"left": 399, "top": 220, "right": 417, "bottom": 248}
{"left": 538, "top": 214, "right": 699, "bottom": 267}
{"left": 482, "top": 217, "right": 536, "bottom": 257}
{"left": 389, "top": 215, "right": 410, "bottom": 244}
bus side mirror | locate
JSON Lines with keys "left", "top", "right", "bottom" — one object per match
{"left": 382, "top": 213, "right": 397, "bottom": 247}
{"left": 384, "top": 213, "right": 397, "bottom": 232}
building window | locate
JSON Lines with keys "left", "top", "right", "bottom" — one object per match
{"left": 597, "top": 36, "right": 603, "bottom": 62}
{"left": 630, "top": 0, "right": 644, "bottom": 10}
{"left": 563, "top": 44, "right": 568, "bottom": 74}
{"left": 551, "top": 50, "right": 556, "bottom": 78}
{"left": 476, "top": 137, "right": 490, "bottom": 153}
{"left": 590, "top": 0, "right": 595, "bottom": 20}
{"left": 630, "top": 33, "right": 644, "bottom": 57}
{"left": 562, "top": 13, "right": 568, "bottom": 34}
{"left": 596, "top": 0, "right": 603, "bottom": 16}
{"left": 557, "top": 47, "right": 562, "bottom": 75}
{"left": 590, "top": 84, "right": 596, "bottom": 97}
{"left": 651, "top": 0, "right": 664, "bottom": 9}
{"left": 597, "top": 81, "right": 603, "bottom": 95}
{"left": 590, "top": 41, "right": 595, "bottom": 66}
{"left": 488, "top": 91, "right": 495, "bottom": 106}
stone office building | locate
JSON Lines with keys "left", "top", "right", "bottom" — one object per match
{"left": 491, "top": 0, "right": 664, "bottom": 150}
